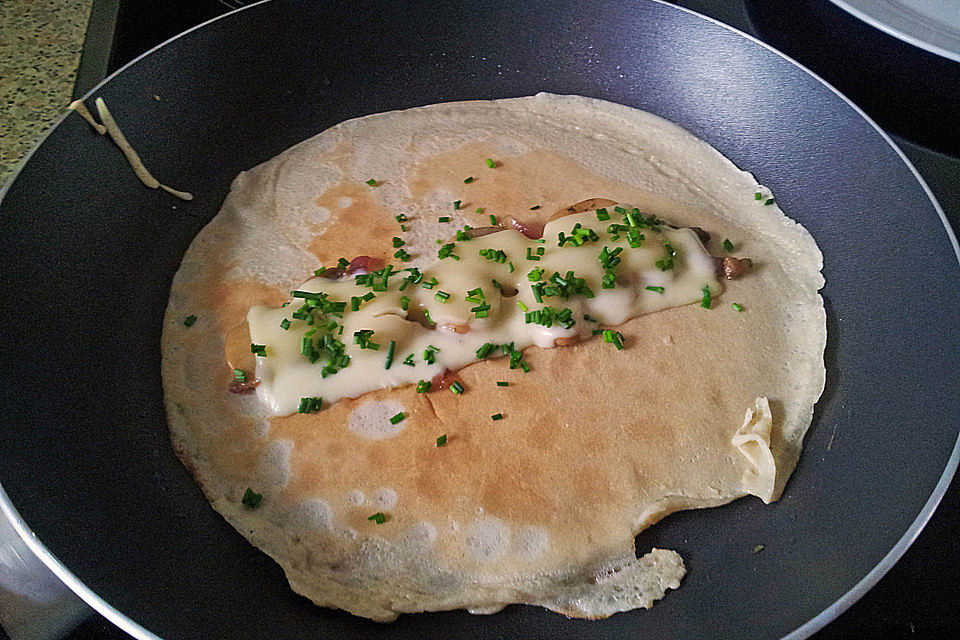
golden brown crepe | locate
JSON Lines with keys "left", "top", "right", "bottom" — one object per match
{"left": 161, "top": 94, "right": 825, "bottom": 621}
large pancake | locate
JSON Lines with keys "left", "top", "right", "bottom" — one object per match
{"left": 161, "top": 94, "right": 825, "bottom": 621}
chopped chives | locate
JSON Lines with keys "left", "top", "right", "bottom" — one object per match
{"left": 489, "top": 214, "right": 497, "bottom": 225}
{"left": 526, "top": 247, "right": 541, "bottom": 261}
{"left": 530, "top": 205, "right": 541, "bottom": 210}
{"left": 645, "top": 286, "right": 665, "bottom": 293}
{"left": 438, "top": 243, "right": 459, "bottom": 260}
{"left": 242, "top": 488, "right": 263, "bottom": 509}
{"left": 350, "top": 297, "right": 361, "bottom": 312}
{"left": 436, "top": 434, "right": 447, "bottom": 447}
{"left": 732, "top": 303, "right": 744, "bottom": 312}
{"left": 416, "top": 379, "right": 432, "bottom": 393}
{"left": 403, "top": 354, "right": 416, "bottom": 366}
{"left": 183, "top": 314, "right": 197, "bottom": 327}
{"left": 393, "top": 247, "right": 411, "bottom": 261}
{"left": 438, "top": 216, "right": 451, "bottom": 223}
{"left": 491, "top": 278, "right": 502, "bottom": 289}
{"left": 280, "top": 318, "right": 291, "bottom": 330}
{"left": 368, "top": 512, "right": 387, "bottom": 524}
{"left": 755, "top": 191, "right": 763, "bottom": 200}
{"left": 485, "top": 158, "right": 496, "bottom": 168}
{"left": 313, "top": 267, "right": 325, "bottom": 276}
{"left": 233, "top": 368, "right": 247, "bottom": 382}
{"left": 701, "top": 286, "right": 712, "bottom": 309}
{"left": 385, "top": 340, "right": 396, "bottom": 369}
{"left": 764, "top": 197, "right": 776, "bottom": 206}
{"left": 392, "top": 237, "right": 405, "bottom": 248}
{"left": 395, "top": 214, "right": 408, "bottom": 223}
{"left": 400, "top": 295, "right": 410, "bottom": 311}
{"left": 722, "top": 238, "right": 734, "bottom": 252}
{"left": 365, "top": 179, "right": 378, "bottom": 186}
{"left": 450, "top": 380, "right": 465, "bottom": 395}
{"left": 517, "top": 300, "right": 528, "bottom": 312}
{"left": 491, "top": 413, "right": 504, "bottom": 421}
{"left": 435, "top": 290, "right": 451, "bottom": 302}
{"left": 251, "top": 343, "right": 267, "bottom": 357}
{"left": 389, "top": 411, "right": 405, "bottom": 425}
{"left": 520, "top": 361, "right": 531, "bottom": 373}
{"left": 595, "top": 207, "right": 610, "bottom": 221}
{"left": 464, "top": 176, "right": 474, "bottom": 183}
{"left": 508, "top": 261, "right": 515, "bottom": 273}
{"left": 476, "top": 343, "right": 496, "bottom": 359}
{"left": 497, "top": 381, "right": 509, "bottom": 387}
{"left": 400, "top": 224, "right": 407, "bottom": 232}
{"left": 453, "top": 200, "right": 462, "bottom": 210}
{"left": 297, "top": 397, "right": 322, "bottom": 413}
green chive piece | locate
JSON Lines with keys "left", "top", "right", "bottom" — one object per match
{"left": 368, "top": 512, "right": 387, "bottom": 524}
{"left": 755, "top": 191, "right": 763, "bottom": 200}
{"left": 438, "top": 243, "right": 459, "bottom": 260}
{"left": 438, "top": 216, "right": 451, "bottom": 223}
{"left": 298, "top": 397, "right": 322, "bottom": 413}
{"left": 765, "top": 197, "right": 776, "bottom": 206}
{"left": 436, "top": 434, "right": 447, "bottom": 447}
{"left": 517, "top": 300, "right": 528, "bottom": 312}
{"left": 365, "top": 179, "right": 378, "bottom": 186}
{"left": 385, "top": 340, "right": 396, "bottom": 369}
{"left": 233, "top": 369, "right": 247, "bottom": 382}
{"left": 242, "top": 488, "right": 263, "bottom": 509}
{"left": 491, "top": 413, "right": 504, "bottom": 421}
{"left": 251, "top": 343, "right": 267, "bottom": 357}
{"left": 753, "top": 544, "right": 765, "bottom": 553}
{"left": 453, "top": 200, "right": 462, "bottom": 210}
{"left": 280, "top": 318, "right": 291, "bottom": 330}
{"left": 645, "top": 286, "right": 665, "bottom": 294}
{"left": 416, "top": 379, "right": 431, "bottom": 393}
{"left": 530, "top": 205, "right": 541, "bottom": 210}
{"left": 476, "top": 343, "right": 496, "bottom": 359}
{"left": 403, "top": 354, "right": 416, "bottom": 366}
{"left": 722, "top": 238, "right": 734, "bottom": 252}
{"left": 508, "top": 262, "right": 515, "bottom": 273}
{"left": 596, "top": 207, "right": 611, "bottom": 221}
{"left": 489, "top": 214, "right": 497, "bottom": 225}
{"left": 732, "top": 303, "right": 744, "bottom": 312}
{"left": 400, "top": 296, "right": 410, "bottom": 311}
{"left": 491, "top": 278, "right": 502, "bottom": 290}
{"left": 183, "top": 314, "right": 197, "bottom": 327}
{"left": 701, "top": 286, "right": 712, "bottom": 309}
{"left": 464, "top": 176, "right": 475, "bottom": 184}
{"left": 313, "top": 267, "right": 325, "bottom": 276}
{"left": 389, "top": 412, "right": 405, "bottom": 425}
{"left": 497, "top": 381, "right": 509, "bottom": 387}
{"left": 395, "top": 214, "right": 408, "bottom": 223}
{"left": 435, "top": 290, "right": 451, "bottom": 302}
{"left": 485, "top": 158, "right": 496, "bottom": 168}
{"left": 450, "top": 380, "right": 464, "bottom": 395}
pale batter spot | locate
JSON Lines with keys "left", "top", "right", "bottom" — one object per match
{"left": 372, "top": 487, "right": 397, "bottom": 510}
{"left": 337, "top": 197, "right": 353, "bottom": 208}
{"left": 347, "top": 400, "right": 407, "bottom": 440}
{"left": 256, "top": 439, "right": 294, "bottom": 490}
{"left": 512, "top": 525, "right": 549, "bottom": 560}
{"left": 288, "top": 498, "right": 333, "bottom": 532}
{"left": 463, "top": 516, "right": 511, "bottom": 562}
{"left": 403, "top": 521, "right": 438, "bottom": 549}
{"left": 334, "top": 526, "right": 357, "bottom": 540}
{"left": 347, "top": 489, "right": 365, "bottom": 505}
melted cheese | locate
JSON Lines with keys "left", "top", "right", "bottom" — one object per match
{"left": 248, "top": 208, "right": 719, "bottom": 415}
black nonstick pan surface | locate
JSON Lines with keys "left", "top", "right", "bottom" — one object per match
{"left": 1, "top": 1, "right": 958, "bottom": 638}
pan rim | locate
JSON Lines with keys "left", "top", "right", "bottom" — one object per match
{"left": 1, "top": 0, "right": 957, "bottom": 638}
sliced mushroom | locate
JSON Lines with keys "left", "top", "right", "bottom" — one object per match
{"left": 714, "top": 256, "right": 753, "bottom": 280}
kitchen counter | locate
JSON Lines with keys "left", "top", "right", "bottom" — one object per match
{"left": 0, "top": 0, "right": 93, "bottom": 183}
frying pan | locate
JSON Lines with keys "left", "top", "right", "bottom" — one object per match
{"left": 2, "top": 1, "right": 959, "bottom": 638}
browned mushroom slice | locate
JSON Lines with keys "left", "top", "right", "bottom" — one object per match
{"left": 714, "top": 256, "right": 753, "bottom": 280}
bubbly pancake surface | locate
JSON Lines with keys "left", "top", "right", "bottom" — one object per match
{"left": 161, "top": 94, "right": 825, "bottom": 621}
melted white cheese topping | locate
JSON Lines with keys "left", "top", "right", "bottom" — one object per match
{"left": 248, "top": 208, "right": 719, "bottom": 415}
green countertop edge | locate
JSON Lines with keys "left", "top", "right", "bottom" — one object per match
{"left": 0, "top": 0, "right": 95, "bottom": 183}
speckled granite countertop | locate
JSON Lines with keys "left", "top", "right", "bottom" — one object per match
{"left": 0, "top": 0, "right": 93, "bottom": 183}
